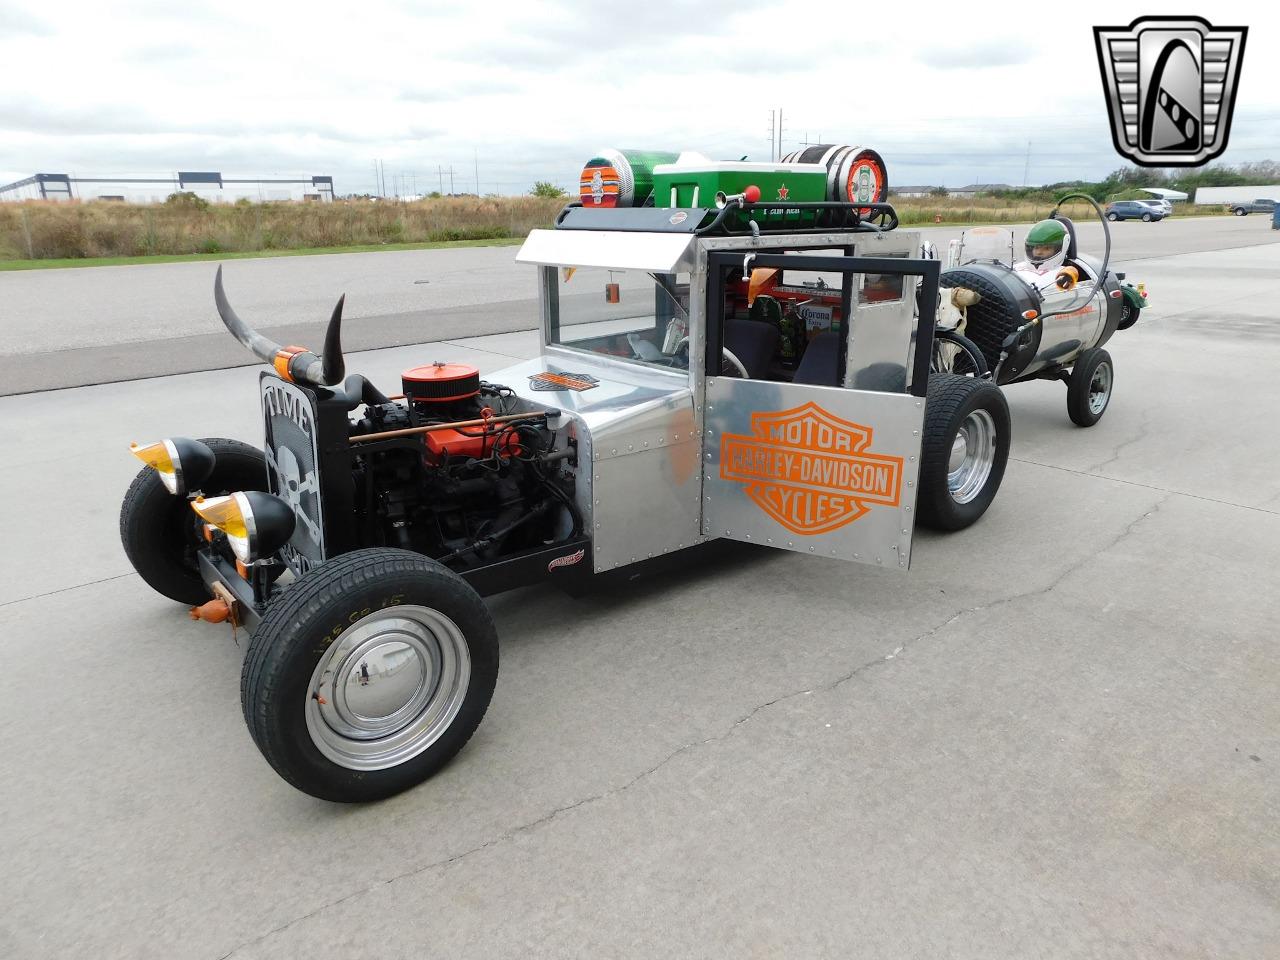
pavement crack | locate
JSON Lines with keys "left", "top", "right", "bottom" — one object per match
{"left": 215, "top": 497, "right": 1169, "bottom": 959}
{"left": 1086, "top": 410, "right": 1151, "bottom": 473}
{"left": 1010, "top": 457, "right": 1280, "bottom": 516}
{"left": 0, "top": 572, "right": 134, "bottom": 609}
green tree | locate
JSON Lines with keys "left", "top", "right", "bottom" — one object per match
{"left": 165, "top": 191, "right": 211, "bottom": 211}
{"left": 531, "top": 181, "right": 567, "bottom": 199}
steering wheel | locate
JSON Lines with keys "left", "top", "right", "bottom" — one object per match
{"left": 719, "top": 348, "right": 749, "bottom": 378}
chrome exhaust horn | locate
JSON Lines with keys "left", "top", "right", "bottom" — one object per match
{"left": 214, "top": 265, "right": 345, "bottom": 387}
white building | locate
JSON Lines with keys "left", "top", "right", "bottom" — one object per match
{"left": 1194, "top": 185, "right": 1280, "bottom": 205}
{"left": 0, "top": 171, "right": 335, "bottom": 203}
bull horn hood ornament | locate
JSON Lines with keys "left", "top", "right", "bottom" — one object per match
{"left": 214, "top": 265, "right": 346, "bottom": 386}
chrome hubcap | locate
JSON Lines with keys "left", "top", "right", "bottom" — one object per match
{"left": 1088, "top": 362, "right": 1112, "bottom": 415}
{"left": 306, "top": 605, "right": 470, "bottom": 771}
{"left": 947, "top": 409, "right": 997, "bottom": 504}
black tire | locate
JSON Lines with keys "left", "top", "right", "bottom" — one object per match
{"left": 240, "top": 548, "right": 498, "bottom": 802}
{"left": 119, "top": 438, "right": 268, "bottom": 605}
{"left": 1118, "top": 302, "right": 1141, "bottom": 331}
{"left": 931, "top": 329, "right": 989, "bottom": 378}
{"left": 1233, "top": 207, "right": 1247, "bottom": 216}
{"left": 1141, "top": 212, "right": 1153, "bottom": 222}
{"left": 1067, "top": 348, "right": 1114, "bottom": 427}
{"left": 1107, "top": 212, "right": 1119, "bottom": 221}
{"left": 917, "top": 374, "right": 1011, "bottom": 531}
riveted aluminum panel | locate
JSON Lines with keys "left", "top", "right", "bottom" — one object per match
{"left": 486, "top": 352, "right": 704, "bottom": 573}
{"left": 703, "top": 377, "right": 924, "bottom": 570}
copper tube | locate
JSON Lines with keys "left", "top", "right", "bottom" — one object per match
{"left": 349, "top": 410, "right": 548, "bottom": 444}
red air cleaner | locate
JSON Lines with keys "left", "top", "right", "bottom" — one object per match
{"left": 402, "top": 362, "right": 481, "bottom": 403}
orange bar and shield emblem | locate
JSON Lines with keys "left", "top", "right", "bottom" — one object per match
{"left": 720, "top": 401, "right": 903, "bottom": 536}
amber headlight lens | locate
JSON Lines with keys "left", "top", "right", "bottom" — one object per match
{"left": 130, "top": 438, "right": 216, "bottom": 496}
{"left": 191, "top": 491, "right": 295, "bottom": 564}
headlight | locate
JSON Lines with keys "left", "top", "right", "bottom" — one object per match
{"left": 191, "top": 491, "right": 295, "bottom": 564}
{"left": 130, "top": 438, "right": 216, "bottom": 496}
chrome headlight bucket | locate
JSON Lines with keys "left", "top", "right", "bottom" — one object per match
{"left": 191, "top": 491, "right": 295, "bottom": 564}
{"left": 130, "top": 438, "right": 216, "bottom": 496}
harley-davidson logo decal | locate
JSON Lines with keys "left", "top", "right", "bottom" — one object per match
{"left": 719, "top": 401, "right": 903, "bottom": 535}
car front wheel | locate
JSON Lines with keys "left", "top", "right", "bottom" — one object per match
{"left": 1067, "top": 348, "right": 1114, "bottom": 427}
{"left": 917, "top": 374, "right": 1011, "bottom": 531}
{"left": 241, "top": 548, "right": 498, "bottom": 802}
{"left": 119, "top": 437, "right": 268, "bottom": 604}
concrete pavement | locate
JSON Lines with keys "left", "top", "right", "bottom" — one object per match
{"left": 2, "top": 215, "right": 1277, "bottom": 394}
{"left": 0, "top": 232, "right": 1277, "bottom": 959}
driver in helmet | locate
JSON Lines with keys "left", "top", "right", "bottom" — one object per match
{"left": 1017, "top": 219, "right": 1070, "bottom": 282}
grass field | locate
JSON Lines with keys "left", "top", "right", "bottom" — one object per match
{"left": 0, "top": 237, "right": 525, "bottom": 271}
{"left": 0, "top": 194, "right": 1229, "bottom": 270}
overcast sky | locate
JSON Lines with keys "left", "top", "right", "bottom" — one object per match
{"left": 3, "top": 1, "right": 1277, "bottom": 194}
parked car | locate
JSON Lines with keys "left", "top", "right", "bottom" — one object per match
{"left": 1105, "top": 201, "right": 1165, "bottom": 222}
{"left": 1230, "top": 199, "right": 1276, "bottom": 216}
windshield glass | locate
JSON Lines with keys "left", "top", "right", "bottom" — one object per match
{"left": 956, "top": 226, "right": 1015, "bottom": 266}
{"left": 547, "top": 267, "right": 691, "bottom": 370}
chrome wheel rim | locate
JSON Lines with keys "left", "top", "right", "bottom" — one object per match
{"left": 947, "top": 409, "right": 997, "bottom": 504}
{"left": 305, "top": 605, "right": 471, "bottom": 771}
{"left": 1088, "top": 361, "right": 1113, "bottom": 416}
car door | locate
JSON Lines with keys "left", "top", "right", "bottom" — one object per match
{"left": 700, "top": 250, "right": 936, "bottom": 571}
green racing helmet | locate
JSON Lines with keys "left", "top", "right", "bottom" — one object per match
{"left": 1024, "top": 219, "right": 1069, "bottom": 274}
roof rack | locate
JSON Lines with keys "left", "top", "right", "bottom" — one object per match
{"left": 554, "top": 200, "right": 899, "bottom": 236}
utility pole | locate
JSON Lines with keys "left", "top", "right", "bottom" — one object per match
{"left": 474, "top": 147, "right": 480, "bottom": 197}
{"left": 438, "top": 165, "right": 444, "bottom": 195}
{"left": 767, "top": 110, "right": 775, "bottom": 162}
{"left": 449, "top": 166, "right": 455, "bottom": 195}
{"left": 777, "top": 108, "right": 784, "bottom": 160}
{"left": 1022, "top": 140, "right": 1032, "bottom": 187}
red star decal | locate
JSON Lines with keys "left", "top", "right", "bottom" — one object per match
{"left": 777, "top": 184, "right": 789, "bottom": 200}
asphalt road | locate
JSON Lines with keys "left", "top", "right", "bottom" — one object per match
{"left": 0, "top": 227, "right": 1278, "bottom": 959}
{"left": 1, "top": 215, "right": 1277, "bottom": 394}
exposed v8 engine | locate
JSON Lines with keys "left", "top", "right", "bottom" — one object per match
{"left": 343, "top": 363, "right": 580, "bottom": 567}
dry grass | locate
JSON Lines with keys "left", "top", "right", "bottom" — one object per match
{"left": 0, "top": 196, "right": 566, "bottom": 261}
{"left": 0, "top": 194, "right": 1225, "bottom": 263}
{"left": 889, "top": 195, "right": 1222, "bottom": 224}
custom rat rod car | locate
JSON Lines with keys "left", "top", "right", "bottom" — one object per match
{"left": 121, "top": 188, "right": 1010, "bottom": 802}
{"left": 929, "top": 194, "right": 1148, "bottom": 426}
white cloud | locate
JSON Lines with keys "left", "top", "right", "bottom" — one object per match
{"left": 2, "top": 0, "right": 1277, "bottom": 193}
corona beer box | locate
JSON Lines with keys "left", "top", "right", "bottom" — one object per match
{"left": 652, "top": 155, "right": 827, "bottom": 211}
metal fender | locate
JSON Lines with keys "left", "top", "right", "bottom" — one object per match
{"left": 1121, "top": 283, "right": 1148, "bottom": 309}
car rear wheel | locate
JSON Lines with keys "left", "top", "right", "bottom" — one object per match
{"left": 917, "top": 374, "right": 1011, "bottom": 531}
{"left": 119, "top": 438, "right": 267, "bottom": 605}
{"left": 1107, "top": 212, "right": 1119, "bottom": 221}
{"left": 240, "top": 548, "right": 498, "bottom": 802}
{"left": 1141, "top": 213, "right": 1152, "bottom": 222}
{"left": 1118, "top": 303, "right": 1141, "bottom": 330}
{"left": 1234, "top": 207, "right": 1247, "bottom": 216}
{"left": 1067, "top": 348, "right": 1114, "bottom": 427}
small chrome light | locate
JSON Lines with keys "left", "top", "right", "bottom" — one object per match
{"left": 130, "top": 437, "right": 216, "bottom": 496}
{"left": 191, "top": 491, "right": 295, "bottom": 564}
